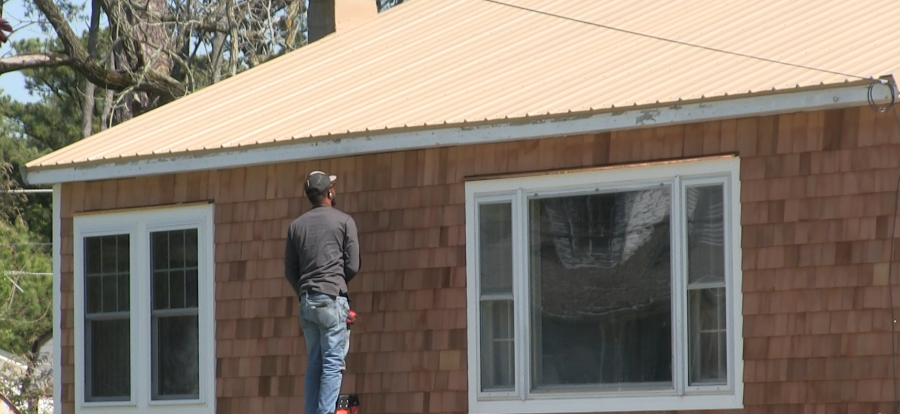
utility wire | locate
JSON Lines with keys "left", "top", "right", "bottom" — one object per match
{"left": 481, "top": 0, "right": 876, "bottom": 82}
{"left": 0, "top": 189, "right": 52, "bottom": 194}
{"left": 1, "top": 271, "right": 51, "bottom": 277}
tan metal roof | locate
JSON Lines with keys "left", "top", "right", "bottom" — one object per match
{"left": 27, "top": 0, "right": 900, "bottom": 171}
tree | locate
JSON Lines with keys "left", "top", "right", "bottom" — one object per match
{"left": 0, "top": 162, "right": 53, "bottom": 414}
{"left": 2, "top": 0, "right": 410, "bottom": 136}
{"left": 0, "top": 96, "right": 54, "bottom": 414}
{"left": 1, "top": 0, "right": 311, "bottom": 132}
{"left": 0, "top": 93, "right": 56, "bottom": 241}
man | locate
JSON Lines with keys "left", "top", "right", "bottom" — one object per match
{"left": 285, "top": 170, "right": 360, "bottom": 414}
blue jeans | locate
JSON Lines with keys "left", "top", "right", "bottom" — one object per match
{"left": 299, "top": 293, "right": 349, "bottom": 414}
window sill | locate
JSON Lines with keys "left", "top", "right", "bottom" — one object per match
{"left": 148, "top": 397, "right": 205, "bottom": 406}
{"left": 81, "top": 400, "right": 137, "bottom": 408}
{"left": 79, "top": 400, "right": 213, "bottom": 414}
{"left": 470, "top": 391, "right": 743, "bottom": 414}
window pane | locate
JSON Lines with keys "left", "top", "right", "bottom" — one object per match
{"left": 153, "top": 271, "right": 169, "bottom": 310}
{"left": 481, "top": 300, "right": 514, "bottom": 390}
{"left": 185, "top": 269, "right": 199, "bottom": 308}
{"left": 118, "top": 274, "right": 130, "bottom": 312}
{"left": 479, "top": 203, "right": 513, "bottom": 295}
{"left": 686, "top": 186, "right": 725, "bottom": 284}
{"left": 86, "top": 276, "right": 102, "bottom": 314}
{"left": 101, "top": 236, "right": 118, "bottom": 274}
{"left": 185, "top": 229, "right": 199, "bottom": 268}
{"left": 152, "top": 232, "right": 169, "bottom": 271}
{"left": 87, "top": 319, "right": 130, "bottom": 400}
{"left": 152, "top": 229, "right": 200, "bottom": 311}
{"left": 85, "top": 237, "right": 102, "bottom": 274}
{"left": 84, "top": 234, "right": 131, "bottom": 401}
{"left": 116, "top": 235, "right": 130, "bottom": 273}
{"left": 84, "top": 235, "right": 129, "bottom": 314}
{"left": 689, "top": 288, "right": 727, "bottom": 384}
{"left": 154, "top": 315, "right": 200, "bottom": 399}
{"left": 478, "top": 202, "right": 515, "bottom": 392}
{"left": 170, "top": 230, "right": 185, "bottom": 268}
{"left": 101, "top": 275, "right": 118, "bottom": 313}
{"left": 530, "top": 189, "right": 673, "bottom": 388}
{"left": 170, "top": 270, "right": 186, "bottom": 309}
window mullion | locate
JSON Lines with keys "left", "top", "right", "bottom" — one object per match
{"left": 671, "top": 176, "right": 688, "bottom": 396}
{"left": 724, "top": 176, "right": 736, "bottom": 391}
{"left": 513, "top": 188, "right": 529, "bottom": 400}
{"left": 134, "top": 224, "right": 147, "bottom": 407}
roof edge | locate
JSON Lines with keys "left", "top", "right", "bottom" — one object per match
{"left": 23, "top": 80, "right": 896, "bottom": 185}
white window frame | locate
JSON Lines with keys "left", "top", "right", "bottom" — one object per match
{"left": 74, "top": 203, "right": 216, "bottom": 414}
{"left": 465, "top": 156, "right": 743, "bottom": 414}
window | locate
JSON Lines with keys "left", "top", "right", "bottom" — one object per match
{"left": 74, "top": 204, "right": 214, "bottom": 413}
{"left": 84, "top": 235, "right": 131, "bottom": 401}
{"left": 151, "top": 229, "right": 201, "bottom": 400}
{"left": 465, "top": 157, "right": 743, "bottom": 413}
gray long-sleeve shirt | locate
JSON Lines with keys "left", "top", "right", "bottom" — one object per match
{"left": 284, "top": 205, "right": 360, "bottom": 298}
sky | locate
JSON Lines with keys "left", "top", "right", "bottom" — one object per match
{"left": 0, "top": 0, "right": 88, "bottom": 103}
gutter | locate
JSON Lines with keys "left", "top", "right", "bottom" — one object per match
{"left": 23, "top": 79, "right": 898, "bottom": 185}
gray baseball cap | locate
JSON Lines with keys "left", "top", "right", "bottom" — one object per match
{"left": 304, "top": 170, "right": 337, "bottom": 195}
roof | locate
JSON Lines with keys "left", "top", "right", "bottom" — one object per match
{"left": 25, "top": 0, "right": 900, "bottom": 178}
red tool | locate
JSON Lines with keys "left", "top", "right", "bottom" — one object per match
{"left": 336, "top": 394, "right": 359, "bottom": 414}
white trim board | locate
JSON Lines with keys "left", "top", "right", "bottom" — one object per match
{"left": 52, "top": 184, "right": 61, "bottom": 414}
{"left": 24, "top": 82, "right": 895, "bottom": 185}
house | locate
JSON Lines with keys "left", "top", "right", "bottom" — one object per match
{"left": 22, "top": 0, "right": 900, "bottom": 413}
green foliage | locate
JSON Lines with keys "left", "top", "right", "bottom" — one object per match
{"left": 0, "top": 35, "right": 102, "bottom": 243}
{"left": 0, "top": 100, "right": 54, "bottom": 414}
{"left": 0, "top": 217, "right": 52, "bottom": 356}
{"left": 0, "top": 94, "right": 53, "bottom": 242}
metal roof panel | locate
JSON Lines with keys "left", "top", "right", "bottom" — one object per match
{"left": 27, "top": 0, "right": 900, "bottom": 170}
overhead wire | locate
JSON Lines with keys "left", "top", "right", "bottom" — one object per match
{"left": 481, "top": 0, "right": 876, "bottom": 82}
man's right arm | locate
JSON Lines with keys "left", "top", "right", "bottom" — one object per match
{"left": 284, "top": 227, "right": 302, "bottom": 297}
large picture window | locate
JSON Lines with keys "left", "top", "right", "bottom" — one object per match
{"left": 465, "top": 157, "right": 743, "bottom": 413}
{"left": 74, "top": 204, "right": 215, "bottom": 414}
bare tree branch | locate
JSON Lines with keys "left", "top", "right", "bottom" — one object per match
{"left": 9, "top": 0, "right": 314, "bottom": 129}
{"left": 30, "top": 0, "right": 89, "bottom": 63}
{"left": 32, "top": 0, "right": 185, "bottom": 99}
{"left": 0, "top": 53, "right": 73, "bottom": 73}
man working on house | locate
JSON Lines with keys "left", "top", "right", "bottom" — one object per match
{"left": 285, "top": 170, "right": 360, "bottom": 414}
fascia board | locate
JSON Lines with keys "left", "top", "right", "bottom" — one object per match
{"left": 23, "top": 82, "right": 895, "bottom": 185}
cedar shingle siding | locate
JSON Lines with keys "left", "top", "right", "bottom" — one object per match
{"left": 59, "top": 106, "right": 900, "bottom": 413}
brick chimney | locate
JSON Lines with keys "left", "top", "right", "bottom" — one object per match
{"left": 308, "top": 0, "right": 378, "bottom": 43}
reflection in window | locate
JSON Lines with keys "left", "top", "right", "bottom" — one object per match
{"left": 84, "top": 234, "right": 131, "bottom": 401}
{"left": 479, "top": 203, "right": 515, "bottom": 391}
{"left": 686, "top": 185, "right": 727, "bottom": 384}
{"left": 530, "top": 189, "right": 672, "bottom": 388}
{"left": 151, "top": 229, "right": 200, "bottom": 400}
